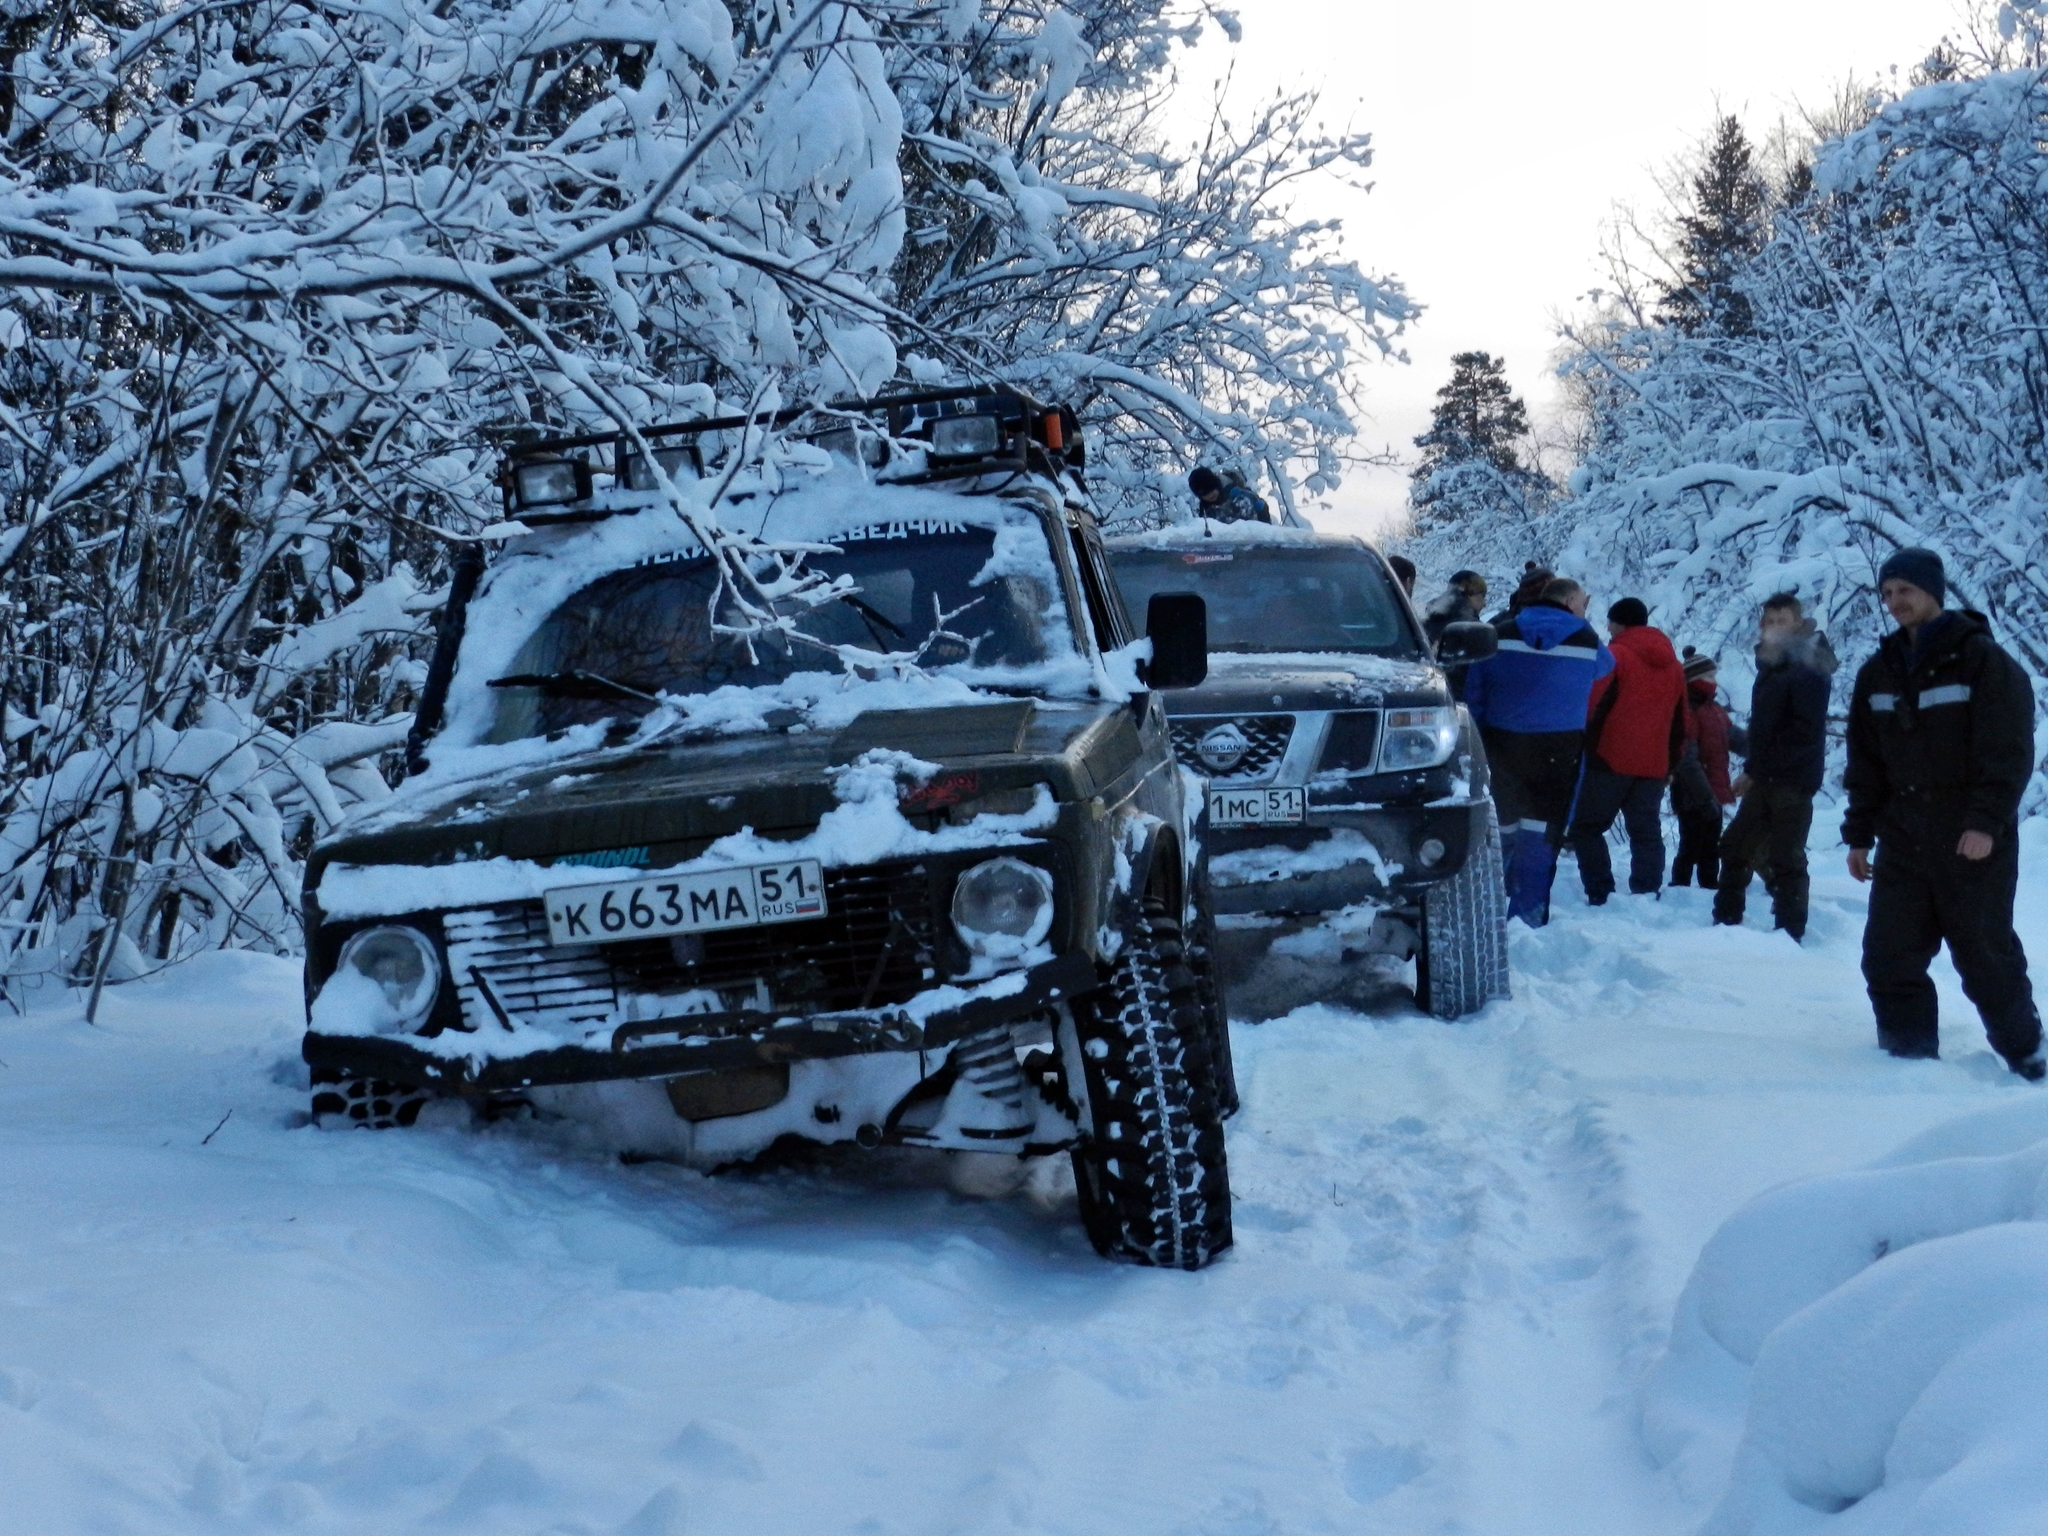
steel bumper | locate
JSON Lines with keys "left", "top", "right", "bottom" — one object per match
{"left": 303, "top": 952, "right": 1099, "bottom": 1094}
{"left": 1207, "top": 800, "right": 1490, "bottom": 916}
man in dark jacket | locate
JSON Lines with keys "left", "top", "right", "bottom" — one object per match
{"left": 1188, "top": 466, "right": 1271, "bottom": 524}
{"left": 1569, "top": 598, "right": 1689, "bottom": 902}
{"left": 1423, "top": 570, "right": 1488, "bottom": 644}
{"left": 1464, "top": 577, "right": 1613, "bottom": 926}
{"left": 1714, "top": 593, "right": 1836, "bottom": 940}
{"left": 1844, "top": 548, "right": 2042, "bottom": 1078}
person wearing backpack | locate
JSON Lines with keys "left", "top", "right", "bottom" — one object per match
{"left": 1843, "top": 549, "right": 2042, "bottom": 1078}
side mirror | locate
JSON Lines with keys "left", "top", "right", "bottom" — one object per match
{"left": 1435, "top": 620, "right": 1497, "bottom": 666}
{"left": 1141, "top": 592, "right": 1208, "bottom": 690}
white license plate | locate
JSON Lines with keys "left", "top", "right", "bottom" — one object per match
{"left": 1208, "top": 786, "right": 1306, "bottom": 827}
{"left": 544, "top": 859, "right": 827, "bottom": 946}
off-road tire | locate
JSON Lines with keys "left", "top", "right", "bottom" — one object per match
{"left": 1416, "top": 808, "right": 1512, "bottom": 1020}
{"left": 310, "top": 1068, "right": 433, "bottom": 1129}
{"left": 1069, "top": 900, "right": 1233, "bottom": 1269}
{"left": 1184, "top": 883, "right": 1239, "bottom": 1118}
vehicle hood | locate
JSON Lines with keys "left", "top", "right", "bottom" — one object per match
{"left": 1161, "top": 651, "right": 1444, "bottom": 715}
{"left": 310, "top": 698, "right": 1140, "bottom": 890}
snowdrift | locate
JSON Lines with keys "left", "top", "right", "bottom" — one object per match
{"left": 1647, "top": 1096, "right": 2048, "bottom": 1533}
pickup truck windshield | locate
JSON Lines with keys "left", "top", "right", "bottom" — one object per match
{"left": 490, "top": 523, "right": 1066, "bottom": 739}
{"left": 1110, "top": 546, "right": 1420, "bottom": 658}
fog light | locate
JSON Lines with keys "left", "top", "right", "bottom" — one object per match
{"left": 1417, "top": 837, "right": 1447, "bottom": 868}
{"left": 512, "top": 457, "right": 591, "bottom": 509}
{"left": 950, "top": 857, "right": 1054, "bottom": 960}
{"left": 333, "top": 925, "right": 441, "bottom": 1030}
{"left": 930, "top": 414, "right": 1002, "bottom": 457}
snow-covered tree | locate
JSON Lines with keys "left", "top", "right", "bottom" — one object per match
{"left": 880, "top": 3, "right": 1416, "bottom": 526}
{"left": 0, "top": 0, "right": 913, "bottom": 997}
{"left": 1417, "top": 56, "right": 2048, "bottom": 810}
{"left": 0, "top": 0, "right": 1411, "bottom": 992}
{"left": 1656, "top": 116, "right": 1769, "bottom": 337}
{"left": 1407, "top": 351, "right": 1547, "bottom": 532}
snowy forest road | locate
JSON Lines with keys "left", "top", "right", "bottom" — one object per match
{"left": 3, "top": 822, "right": 2043, "bottom": 1536}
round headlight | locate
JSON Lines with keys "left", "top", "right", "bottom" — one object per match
{"left": 951, "top": 857, "right": 1054, "bottom": 959}
{"left": 335, "top": 925, "right": 442, "bottom": 1029}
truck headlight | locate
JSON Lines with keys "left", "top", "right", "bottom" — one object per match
{"left": 950, "top": 857, "right": 1054, "bottom": 959}
{"left": 1378, "top": 706, "right": 1460, "bottom": 772}
{"left": 333, "top": 926, "right": 442, "bottom": 1030}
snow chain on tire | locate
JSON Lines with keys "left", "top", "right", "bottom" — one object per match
{"left": 310, "top": 1068, "right": 433, "bottom": 1129}
{"left": 1069, "top": 899, "right": 1233, "bottom": 1270}
{"left": 1416, "top": 808, "right": 1512, "bottom": 1020}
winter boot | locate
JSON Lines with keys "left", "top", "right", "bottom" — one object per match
{"left": 1771, "top": 872, "right": 1810, "bottom": 944}
{"left": 1504, "top": 827, "right": 1558, "bottom": 928}
{"left": 2011, "top": 1049, "right": 2047, "bottom": 1083}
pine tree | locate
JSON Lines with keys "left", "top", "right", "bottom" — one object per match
{"left": 1658, "top": 116, "right": 1769, "bottom": 336}
{"left": 1409, "top": 351, "right": 1544, "bottom": 529}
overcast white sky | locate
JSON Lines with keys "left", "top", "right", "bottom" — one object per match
{"left": 1182, "top": 0, "right": 1973, "bottom": 539}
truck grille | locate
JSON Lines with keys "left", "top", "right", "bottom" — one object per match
{"left": 1316, "top": 710, "right": 1382, "bottom": 773}
{"left": 442, "top": 861, "right": 941, "bottom": 1039}
{"left": 1169, "top": 714, "right": 1293, "bottom": 781}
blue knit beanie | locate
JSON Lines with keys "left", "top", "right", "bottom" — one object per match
{"left": 1877, "top": 547, "right": 1945, "bottom": 606}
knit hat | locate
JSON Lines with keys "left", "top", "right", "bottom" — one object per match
{"left": 1607, "top": 597, "right": 1650, "bottom": 628}
{"left": 1877, "top": 547, "right": 1946, "bottom": 605}
{"left": 1681, "top": 645, "right": 1717, "bottom": 682}
{"left": 1188, "top": 466, "right": 1222, "bottom": 498}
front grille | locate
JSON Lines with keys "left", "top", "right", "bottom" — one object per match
{"left": 441, "top": 860, "right": 942, "bottom": 1038}
{"left": 444, "top": 905, "right": 617, "bottom": 1037}
{"left": 1169, "top": 714, "right": 1294, "bottom": 781}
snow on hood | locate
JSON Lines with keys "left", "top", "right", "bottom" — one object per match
{"left": 1202, "top": 650, "right": 1439, "bottom": 693}
{"left": 1109, "top": 522, "right": 1368, "bottom": 552}
{"left": 317, "top": 748, "right": 1056, "bottom": 919}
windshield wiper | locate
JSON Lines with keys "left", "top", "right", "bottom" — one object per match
{"left": 487, "top": 671, "right": 661, "bottom": 704}
{"left": 828, "top": 591, "right": 906, "bottom": 650}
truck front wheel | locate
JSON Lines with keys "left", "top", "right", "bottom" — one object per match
{"left": 1415, "top": 808, "right": 1512, "bottom": 1020}
{"left": 1067, "top": 899, "right": 1233, "bottom": 1270}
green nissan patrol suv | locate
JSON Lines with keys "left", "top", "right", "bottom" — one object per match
{"left": 300, "top": 389, "right": 1234, "bottom": 1269}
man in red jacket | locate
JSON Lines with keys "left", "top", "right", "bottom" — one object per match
{"left": 1569, "top": 598, "right": 1690, "bottom": 903}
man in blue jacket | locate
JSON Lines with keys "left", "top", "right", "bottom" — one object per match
{"left": 1464, "top": 577, "right": 1614, "bottom": 926}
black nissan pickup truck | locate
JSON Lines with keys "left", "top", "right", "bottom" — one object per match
{"left": 1108, "top": 524, "right": 1509, "bottom": 1018}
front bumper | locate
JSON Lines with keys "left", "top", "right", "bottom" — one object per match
{"left": 303, "top": 952, "right": 1097, "bottom": 1094}
{"left": 1206, "top": 800, "right": 1489, "bottom": 916}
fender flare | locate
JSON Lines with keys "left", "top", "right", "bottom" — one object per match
{"left": 1108, "top": 811, "right": 1185, "bottom": 935}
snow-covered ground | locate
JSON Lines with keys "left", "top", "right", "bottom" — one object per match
{"left": 4, "top": 817, "right": 2044, "bottom": 1535}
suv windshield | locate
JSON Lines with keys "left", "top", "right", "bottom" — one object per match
{"left": 1110, "top": 545, "right": 1419, "bottom": 658}
{"left": 490, "top": 520, "right": 1069, "bottom": 740}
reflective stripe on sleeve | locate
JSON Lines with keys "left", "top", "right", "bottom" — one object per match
{"left": 1918, "top": 683, "right": 1972, "bottom": 707}
{"left": 1493, "top": 639, "right": 1598, "bottom": 659}
{"left": 1517, "top": 818, "right": 1549, "bottom": 834}
{"left": 1868, "top": 693, "right": 1897, "bottom": 712}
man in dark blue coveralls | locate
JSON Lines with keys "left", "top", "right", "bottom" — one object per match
{"left": 1463, "top": 576, "right": 1613, "bottom": 927}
